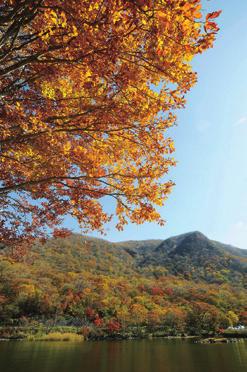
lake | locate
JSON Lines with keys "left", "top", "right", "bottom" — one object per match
{"left": 0, "top": 339, "right": 246, "bottom": 372}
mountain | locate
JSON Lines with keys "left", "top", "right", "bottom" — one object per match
{"left": 26, "top": 231, "right": 247, "bottom": 286}
{"left": 121, "top": 231, "right": 247, "bottom": 284}
{"left": 0, "top": 231, "right": 246, "bottom": 332}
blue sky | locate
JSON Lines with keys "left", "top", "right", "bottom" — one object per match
{"left": 65, "top": 0, "right": 247, "bottom": 248}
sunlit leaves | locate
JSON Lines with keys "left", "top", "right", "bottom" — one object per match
{"left": 0, "top": 0, "right": 221, "bottom": 246}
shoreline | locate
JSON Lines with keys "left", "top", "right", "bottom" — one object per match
{"left": 0, "top": 326, "right": 246, "bottom": 343}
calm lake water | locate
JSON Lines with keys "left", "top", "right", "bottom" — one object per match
{"left": 0, "top": 339, "right": 246, "bottom": 372}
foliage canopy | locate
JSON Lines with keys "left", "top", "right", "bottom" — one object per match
{"left": 0, "top": 0, "right": 221, "bottom": 246}
{"left": 0, "top": 233, "right": 246, "bottom": 335}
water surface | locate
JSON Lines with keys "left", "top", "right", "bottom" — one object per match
{"left": 0, "top": 339, "right": 246, "bottom": 372}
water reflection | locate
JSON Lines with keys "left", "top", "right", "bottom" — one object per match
{"left": 0, "top": 339, "right": 246, "bottom": 372}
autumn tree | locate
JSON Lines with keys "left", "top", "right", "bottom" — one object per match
{"left": 0, "top": 0, "right": 221, "bottom": 247}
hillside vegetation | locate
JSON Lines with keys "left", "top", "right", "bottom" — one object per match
{"left": 0, "top": 232, "right": 246, "bottom": 337}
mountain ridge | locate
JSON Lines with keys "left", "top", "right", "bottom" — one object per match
{"left": 83, "top": 231, "right": 246, "bottom": 255}
{"left": 25, "top": 230, "right": 246, "bottom": 286}
{"left": 0, "top": 231, "right": 246, "bottom": 332}
{"left": 2, "top": 231, "right": 246, "bottom": 285}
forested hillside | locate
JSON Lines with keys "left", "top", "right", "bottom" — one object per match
{"left": 0, "top": 232, "right": 246, "bottom": 336}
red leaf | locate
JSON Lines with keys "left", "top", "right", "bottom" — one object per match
{"left": 205, "top": 21, "right": 219, "bottom": 32}
{"left": 206, "top": 10, "right": 222, "bottom": 21}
